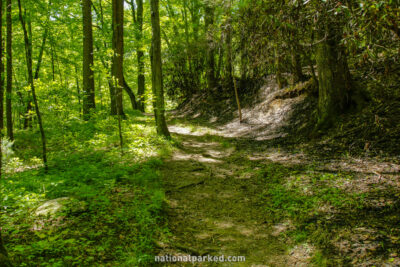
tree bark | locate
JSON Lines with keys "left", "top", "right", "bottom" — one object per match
{"left": 23, "top": 24, "right": 48, "bottom": 129}
{"left": 224, "top": 1, "right": 233, "bottom": 90}
{"left": 0, "top": 0, "right": 4, "bottom": 130}
{"left": 123, "top": 77, "right": 137, "bottom": 110}
{"left": 111, "top": 0, "right": 124, "bottom": 117}
{"left": 130, "top": 0, "right": 145, "bottom": 112}
{"left": 6, "top": 0, "right": 12, "bottom": 140}
{"left": 150, "top": 0, "right": 170, "bottom": 138}
{"left": 82, "top": 0, "right": 95, "bottom": 119}
{"left": 315, "top": 9, "right": 351, "bottom": 130}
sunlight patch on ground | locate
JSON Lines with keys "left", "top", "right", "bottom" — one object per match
{"left": 172, "top": 151, "right": 223, "bottom": 163}
{"left": 168, "top": 125, "right": 218, "bottom": 137}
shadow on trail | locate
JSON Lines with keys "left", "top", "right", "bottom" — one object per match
{"left": 158, "top": 122, "right": 400, "bottom": 266}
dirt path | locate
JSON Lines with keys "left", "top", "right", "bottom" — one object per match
{"left": 158, "top": 126, "right": 307, "bottom": 266}
{"left": 157, "top": 120, "right": 400, "bottom": 266}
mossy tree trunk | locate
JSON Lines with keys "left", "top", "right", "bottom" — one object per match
{"left": 150, "top": 0, "right": 170, "bottom": 138}
{"left": 315, "top": 16, "right": 352, "bottom": 130}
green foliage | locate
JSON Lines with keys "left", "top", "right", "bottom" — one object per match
{"left": 1, "top": 114, "right": 172, "bottom": 266}
{"left": 258, "top": 164, "right": 364, "bottom": 223}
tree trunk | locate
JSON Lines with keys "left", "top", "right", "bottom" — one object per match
{"left": 0, "top": 0, "right": 4, "bottom": 130}
{"left": 111, "top": 0, "right": 124, "bottom": 153}
{"left": 291, "top": 48, "right": 305, "bottom": 84}
{"left": 224, "top": 2, "right": 233, "bottom": 90}
{"left": 315, "top": 17, "right": 351, "bottom": 130}
{"left": 82, "top": 0, "right": 96, "bottom": 119}
{"left": 123, "top": 77, "right": 137, "bottom": 110}
{"left": 150, "top": 0, "right": 170, "bottom": 138}
{"left": 6, "top": 0, "right": 12, "bottom": 140}
{"left": 130, "top": 0, "right": 145, "bottom": 112}
{"left": 82, "top": 0, "right": 96, "bottom": 120}
{"left": 205, "top": 3, "right": 216, "bottom": 91}
{"left": 275, "top": 44, "right": 286, "bottom": 89}
{"left": 111, "top": 0, "right": 124, "bottom": 117}
{"left": 75, "top": 65, "right": 82, "bottom": 117}
{"left": 23, "top": 24, "right": 48, "bottom": 129}
{"left": 18, "top": 0, "right": 48, "bottom": 171}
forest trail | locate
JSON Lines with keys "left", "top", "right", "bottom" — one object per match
{"left": 158, "top": 119, "right": 400, "bottom": 266}
{"left": 158, "top": 124, "right": 311, "bottom": 266}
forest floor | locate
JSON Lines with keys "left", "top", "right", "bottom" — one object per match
{"left": 157, "top": 118, "right": 400, "bottom": 266}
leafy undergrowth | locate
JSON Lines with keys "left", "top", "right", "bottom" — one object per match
{"left": 1, "top": 111, "right": 173, "bottom": 266}
{"left": 308, "top": 99, "right": 400, "bottom": 158}
{"left": 257, "top": 162, "right": 400, "bottom": 266}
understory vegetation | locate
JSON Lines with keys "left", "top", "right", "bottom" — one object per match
{"left": 1, "top": 112, "right": 172, "bottom": 266}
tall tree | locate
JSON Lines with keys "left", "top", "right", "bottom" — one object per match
{"left": 204, "top": 2, "right": 216, "bottom": 91}
{"left": 6, "top": 0, "right": 12, "bottom": 140}
{"left": 24, "top": 14, "right": 49, "bottom": 129}
{"left": 150, "top": 0, "right": 169, "bottom": 138}
{"left": 315, "top": 1, "right": 352, "bottom": 129}
{"left": 18, "top": 0, "right": 48, "bottom": 171}
{"left": 0, "top": 2, "right": 11, "bottom": 264}
{"left": 0, "top": 0, "right": 4, "bottom": 129}
{"left": 129, "top": 0, "right": 145, "bottom": 112}
{"left": 224, "top": 0, "right": 233, "bottom": 89}
{"left": 111, "top": 0, "right": 124, "bottom": 117}
{"left": 82, "top": 0, "right": 96, "bottom": 119}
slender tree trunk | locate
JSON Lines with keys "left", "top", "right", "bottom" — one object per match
{"left": 150, "top": 0, "right": 170, "bottom": 138}
{"left": 50, "top": 43, "right": 55, "bottom": 81}
{"left": 130, "top": 0, "right": 145, "bottom": 112}
{"left": 75, "top": 65, "right": 82, "bottom": 117}
{"left": 82, "top": 0, "right": 95, "bottom": 119}
{"left": 112, "top": 0, "right": 124, "bottom": 153}
{"left": 18, "top": 0, "right": 48, "bottom": 171}
{"left": 275, "top": 44, "right": 286, "bottom": 89}
{"left": 123, "top": 77, "right": 137, "bottom": 110}
{"left": 6, "top": 0, "right": 12, "bottom": 140}
{"left": 291, "top": 49, "right": 304, "bottom": 84}
{"left": 93, "top": 0, "right": 116, "bottom": 115}
{"left": 224, "top": 1, "right": 233, "bottom": 90}
{"left": 111, "top": 0, "right": 124, "bottom": 117}
{"left": 23, "top": 25, "right": 48, "bottom": 129}
{"left": 216, "top": 34, "right": 223, "bottom": 81}
{"left": 189, "top": 0, "right": 200, "bottom": 87}
{"left": 0, "top": 0, "right": 4, "bottom": 130}
{"left": 205, "top": 3, "right": 216, "bottom": 91}
{"left": 0, "top": 0, "right": 3, "bottom": 176}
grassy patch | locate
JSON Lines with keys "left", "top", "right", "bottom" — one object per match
{"left": 1, "top": 112, "right": 172, "bottom": 266}
{"left": 257, "top": 162, "right": 400, "bottom": 264}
